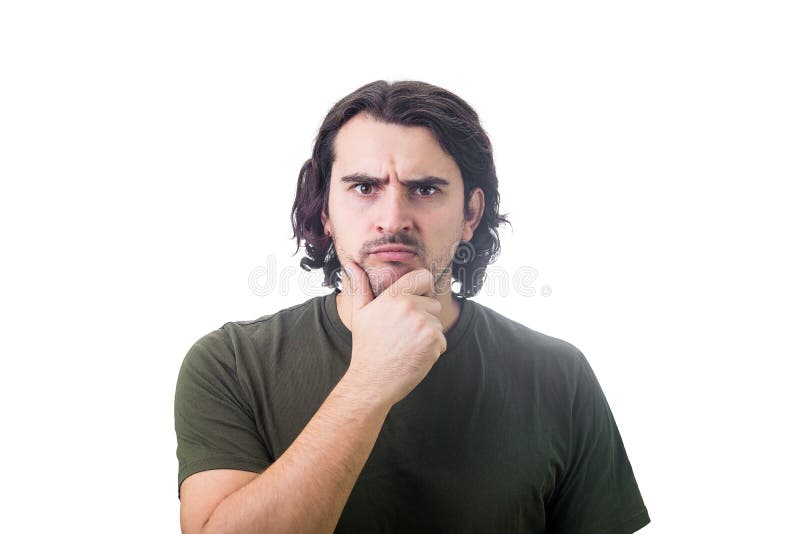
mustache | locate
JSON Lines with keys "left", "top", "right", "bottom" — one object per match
{"left": 360, "top": 234, "right": 423, "bottom": 255}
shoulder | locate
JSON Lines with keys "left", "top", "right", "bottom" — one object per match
{"left": 221, "top": 295, "right": 322, "bottom": 343}
{"left": 467, "top": 300, "right": 586, "bottom": 379}
{"left": 180, "top": 295, "right": 324, "bottom": 373}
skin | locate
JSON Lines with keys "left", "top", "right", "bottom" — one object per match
{"left": 323, "top": 112, "right": 485, "bottom": 334}
{"left": 179, "top": 112, "right": 485, "bottom": 533}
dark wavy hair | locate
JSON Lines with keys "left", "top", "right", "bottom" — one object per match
{"left": 290, "top": 80, "right": 509, "bottom": 298}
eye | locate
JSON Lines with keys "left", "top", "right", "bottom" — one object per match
{"left": 416, "top": 185, "right": 439, "bottom": 196}
{"left": 354, "top": 183, "right": 374, "bottom": 195}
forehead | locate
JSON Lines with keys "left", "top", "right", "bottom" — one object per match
{"left": 331, "top": 113, "right": 461, "bottom": 179}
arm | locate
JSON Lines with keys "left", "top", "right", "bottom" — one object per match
{"left": 546, "top": 351, "right": 650, "bottom": 533}
{"left": 180, "top": 265, "right": 445, "bottom": 534}
{"left": 182, "top": 370, "right": 391, "bottom": 534}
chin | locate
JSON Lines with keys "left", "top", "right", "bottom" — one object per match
{"left": 366, "top": 263, "right": 415, "bottom": 294}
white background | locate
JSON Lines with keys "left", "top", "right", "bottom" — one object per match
{"left": 1, "top": 1, "right": 798, "bottom": 532}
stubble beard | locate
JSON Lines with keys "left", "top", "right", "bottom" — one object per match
{"left": 364, "top": 250, "right": 455, "bottom": 298}
{"left": 331, "top": 225, "right": 464, "bottom": 299}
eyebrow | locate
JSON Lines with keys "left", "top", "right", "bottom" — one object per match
{"left": 338, "top": 172, "right": 451, "bottom": 188}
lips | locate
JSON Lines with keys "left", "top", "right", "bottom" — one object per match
{"left": 370, "top": 246, "right": 417, "bottom": 262}
{"left": 371, "top": 246, "right": 416, "bottom": 254}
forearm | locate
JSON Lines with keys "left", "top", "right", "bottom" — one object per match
{"left": 201, "top": 372, "right": 390, "bottom": 534}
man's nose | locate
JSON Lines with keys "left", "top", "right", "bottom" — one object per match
{"left": 375, "top": 186, "right": 412, "bottom": 234}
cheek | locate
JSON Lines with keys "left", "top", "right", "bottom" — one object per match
{"left": 422, "top": 212, "right": 465, "bottom": 252}
{"left": 329, "top": 194, "right": 366, "bottom": 225}
{"left": 432, "top": 208, "right": 465, "bottom": 235}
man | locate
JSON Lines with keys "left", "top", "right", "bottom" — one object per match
{"left": 175, "top": 80, "right": 650, "bottom": 533}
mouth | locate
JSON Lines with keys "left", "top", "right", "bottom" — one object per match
{"left": 369, "top": 246, "right": 418, "bottom": 262}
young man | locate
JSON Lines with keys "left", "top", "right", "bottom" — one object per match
{"left": 175, "top": 80, "right": 650, "bottom": 533}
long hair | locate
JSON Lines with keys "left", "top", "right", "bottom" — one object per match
{"left": 290, "top": 80, "right": 509, "bottom": 298}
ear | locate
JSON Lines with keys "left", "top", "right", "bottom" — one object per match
{"left": 461, "top": 187, "right": 485, "bottom": 242}
{"left": 321, "top": 209, "right": 330, "bottom": 236}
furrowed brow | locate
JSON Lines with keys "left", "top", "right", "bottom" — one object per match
{"left": 400, "top": 176, "right": 450, "bottom": 188}
{"left": 338, "top": 173, "right": 450, "bottom": 187}
{"left": 339, "top": 173, "right": 388, "bottom": 185}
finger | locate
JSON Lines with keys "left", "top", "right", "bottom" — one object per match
{"left": 390, "top": 269, "right": 436, "bottom": 298}
{"left": 403, "top": 295, "right": 442, "bottom": 318}
{"left": 340, "top": 258, "right": 374, "bottom": 312}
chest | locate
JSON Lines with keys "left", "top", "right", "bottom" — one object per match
{"left": 255, "top": 340, "right": 568, "bottom": 532}
{"left": 337, "top": 365, "right": 564, "bottom": 532}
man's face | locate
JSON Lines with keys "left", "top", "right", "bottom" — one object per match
{"left": 322, "top": 113, "right": 483, "bottom": 297}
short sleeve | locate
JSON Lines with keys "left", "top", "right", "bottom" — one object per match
{"left": 546, "top": 352, "right": 650, "bottom": 534}
{"left": 174, "top": 328, "right": 271, "bottom": 498}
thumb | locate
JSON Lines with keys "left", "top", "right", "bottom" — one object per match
{"left": 340, "top": 258, "right": 374, "bottom": 312}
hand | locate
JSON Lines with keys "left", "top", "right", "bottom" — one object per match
{"left": 340, "top": 259, "right": 447, "bottom": 407}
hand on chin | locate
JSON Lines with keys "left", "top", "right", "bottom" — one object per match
{"left": 366, "top": 262, "right": 418, "bottom": 295}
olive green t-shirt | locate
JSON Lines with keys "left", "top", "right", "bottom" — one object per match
{"left": 174, "top": 291, "right": 650, "bottom": 533}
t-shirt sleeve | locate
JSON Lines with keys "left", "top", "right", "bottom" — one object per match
{"left": 174, "top": 327, "right": 272, "bottom": 498}
{"left": 546, "top": 351, "right": 650, "bottom": 534}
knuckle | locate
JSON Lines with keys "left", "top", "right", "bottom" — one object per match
{"left": 399, "top": 298, "right": 415, "bottom": 314}
{"left": 422, "top": 324, "right": 439, "bottom": 342}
